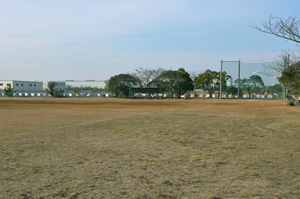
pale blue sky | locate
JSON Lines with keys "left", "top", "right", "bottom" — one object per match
{"left": 1, "top": 0, "right": 299, "bottom": 81}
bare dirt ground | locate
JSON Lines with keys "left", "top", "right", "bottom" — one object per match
{"left": 0, "top": 98, "right": 299, "bottom": 198}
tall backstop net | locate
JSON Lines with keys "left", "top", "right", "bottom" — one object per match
{"left": 220, "top": 59, "right": 285, "bottom": 99}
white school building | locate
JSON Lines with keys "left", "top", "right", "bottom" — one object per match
{"left": 0, "top": 80, "right": 66, "bottom": 93}
{"left": 0, "top": 80, "right": 110, "bottom": 97}
{"left": 42, "top": 81, "right": 66, "bottom": 91}
{"left": 0, "top": 80, "right": 43, "bottom": 92}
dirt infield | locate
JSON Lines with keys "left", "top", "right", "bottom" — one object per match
{"left": 0, "top": 98, "right": 299, "bottom": 198}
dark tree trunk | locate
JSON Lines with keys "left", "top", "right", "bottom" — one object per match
{"left": 209, "top": 91, "right": 213, "bottom": 98}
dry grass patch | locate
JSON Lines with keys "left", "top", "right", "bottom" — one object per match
{"left": 0, "top": 98, "right": 299, "bottom": 198}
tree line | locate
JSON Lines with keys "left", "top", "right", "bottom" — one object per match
{"left": 105, "top": 67, "right": 285, "bottom": 98}
{"left": 105, "top": 68, "right": 194, "bottom": 98}
{"left": 105, "top": 68, "right": 232, "bottom": 98}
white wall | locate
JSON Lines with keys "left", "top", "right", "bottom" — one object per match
{"left": 0, "top": 80, "right": 43, "bottom": 92}
{"left": 0, "top": 81, "right": 13, "bottom": 90}
{"left": 43, "top": 81, "right": 66, "bottom": 91}
{"left": 226, "top": 77, "right": 232, "bottom": 87}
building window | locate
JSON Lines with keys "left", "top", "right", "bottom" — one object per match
{"left": 21, "top": 84, "right": 24, "bottom": 86}
{"left": 60, "top": 83, "right": 62, "bottom": 86}
{"left": 34, "top": 84, "right": 36, "bottom": 87}
{"left": 16, "top": 83, "right": 19, "bottom": 86}
{"left": 0, "top": 83, "right": 3, "bottom": 86}
{"left": 30, "top": 84, "right": 32, "bottom": 86}
{"left": 7, "top": 83, "right": 11, "bottom": 86}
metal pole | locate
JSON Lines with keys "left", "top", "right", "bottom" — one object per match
{"left": 284, "top": 87, "right": 286, "bottom": 106}
{"left": 238, "top": 60, "right": 240, "bottom": 99}
{"left": 266, "top": 76, "right": 268, "bottom": 95}
{"left": 220, "top": 60, "right": 222, "bottom": 99}
{"left": 283, "top": 55, "right": 289, "bottom": 105}
{"left": 287, "top": 54, "right": 290, "bottom": 102}
{"left": 283, "top": 57, "right": 286, "bottom": 103}
{"left": 266, "top": 76, "right": 268, "bottom": 96}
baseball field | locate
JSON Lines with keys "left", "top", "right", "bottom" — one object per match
{"left": 0, "top": 98, "right": 299, "bottom": 198}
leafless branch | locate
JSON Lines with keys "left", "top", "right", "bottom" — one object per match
{"left": 261, "top": 50, "right": 300, "bottom": 77}
{"left": 254, "top": 14, "right": 300, "bottom": 44}
{"left": 130, "top": 67, "right": 166, "bottom": 87}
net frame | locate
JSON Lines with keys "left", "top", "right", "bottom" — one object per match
{"left": 220, "top": 59, "right": 286, "bottom": 100}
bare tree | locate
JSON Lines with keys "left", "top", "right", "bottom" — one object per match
{"left": 254, "top": 14, "right": 300, "bottom": 97}
{"left": 131, "top": 67, "right": 166, "bottom": 87}
{"left": 254, "top": 14, "right": 300, "bottom": 44}
{"left": 254, "top": 14, "right": 300, "bottom": 74}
